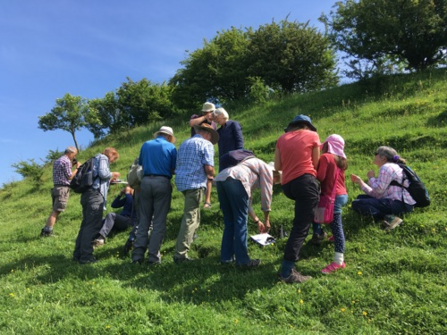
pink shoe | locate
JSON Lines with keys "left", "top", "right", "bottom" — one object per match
{"left": 321, "top": 262, "right": 346, "bottom": 274}
{"left": 328, "top": 235, "right": 334, "bottom": 242}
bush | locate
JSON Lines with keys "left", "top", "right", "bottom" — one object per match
{"left": 11, "top": 159, "right": 44, "bottom": 185}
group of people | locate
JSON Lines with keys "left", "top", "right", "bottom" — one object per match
{"left": 42, "top": 103, "right": 417, "bottom": 281}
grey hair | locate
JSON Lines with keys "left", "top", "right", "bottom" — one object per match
{"left": 214, "top": 107, "right": 229, "bottom": 121}
{"left": 376, "top": 146, "right": 397, "bottom": 162}
{"left": 65, "top": 146, "right": 77, "bottom": 154}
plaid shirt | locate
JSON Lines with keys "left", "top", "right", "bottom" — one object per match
{"left": 361, "top": 163, "right": 416, "bottom": 205}
{"left": 215, "top": 158, "right": 273, "bottom": 212}
{"left": 52, "top": 155, "right": 72, "bottom": 186}
{"left": 175, "top": 134, "right": 214, "bottom": 192}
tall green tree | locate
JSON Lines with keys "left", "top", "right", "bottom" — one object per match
{"left": 170, "top": 27, "right": 251, "bottom": 109}
{"left": 38, "top": 93, "right": 87, "bottom": 152}
{"left": 248, "top": 19, "right": 338, "bottom": 93}
{"left": 321, "top": 0, "right": 447, "bottom": 73}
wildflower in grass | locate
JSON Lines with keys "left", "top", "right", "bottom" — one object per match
{"left": 10, "top": 269, "right": 14, "bottom": 272}
{"left": 357, "top": 271, "right": 362, "bottom": 275}
{"left": 9, "top": 293, "right": 15, "bottom": 297}
{"left": 341, "top": 308, "right": 346, "bottom": 312}
{"left": 235, "top": 319, "right": 238, "bottom": 324}
{"left": 297, "top": 289, "right": 301, "bottom": 294}
{"left": 431, "top": 228, "right": 436, "bottom": 233}
{"left": 300, "top": 299, "right": 304, "bottom": 304}
{"left": 352, "top": 300, "right": 355, "bottom": 304}
{"left": 105, "top": 325, "right": 111, "bottom": 329}
{"left": 363, "top": 311, "right": 368, "bottom": 316}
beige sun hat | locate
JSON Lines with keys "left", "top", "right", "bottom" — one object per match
{"left": 202, "top": 102, "right": 216, "bottom": 113}
{"left": 154, "top": 126, "right": 176, "bottom": 143}
{"left": 193, "top": 123, "right": 219, "bottom": 144}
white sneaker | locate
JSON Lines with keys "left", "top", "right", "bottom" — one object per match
{"left": 384, "top": 215, "right": 403, "bottom": 230}
{"left": 92, "top": 238, "right": 105, "bottom": 248}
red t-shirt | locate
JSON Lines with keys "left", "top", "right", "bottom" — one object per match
{"left": 276, "top": 130, "right": 320, "bottom": 185}
{"left": 316, "top": 153, "right": 347, "bottom": 196}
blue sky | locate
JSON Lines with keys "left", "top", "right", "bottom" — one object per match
{"left": 0, "top": 0, "right": 337, "bottom": 185}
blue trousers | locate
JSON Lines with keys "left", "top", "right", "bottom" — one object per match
{"left": 351, "top": 194, "right": 413, "bottom": 220}
{"left": 216, "top": 178, "right": 251, "bottom": 265}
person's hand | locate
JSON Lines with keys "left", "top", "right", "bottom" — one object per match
{"left": 112, "top": 172, "right": 120, "bottom": 179}
{"left": 366, "top": 170, "right": 375, "bottom": 179}
{"left": 350, "top": 174, "right": 362, "bottom": 185}
{"left": 258, "top": 219, "right": 271, "bottom": 233}
{"left": 76, "top": 162, "right": 81, "bottom": 168}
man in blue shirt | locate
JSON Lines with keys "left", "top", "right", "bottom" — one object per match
{"left": 174, "top": 123, "right": 218, "bottom": 263}
{"left": 132, "top": 126, "right": 177, "bottom": 265}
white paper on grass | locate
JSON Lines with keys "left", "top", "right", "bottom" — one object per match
{"left": 250, "top": 233, "right": 276, "bottom": 246}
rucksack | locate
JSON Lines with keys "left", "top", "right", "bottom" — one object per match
{"left": 390, "top": 164, "right": 430, "bottom": 208}
{"left": 70, "top": 157, "right": 96, "bottom": 194}
{"left": 127, "top": 157, "right": 143, "bottom": 189}
{"left": 219, "top": 149, "right": 255, "bottom": 171}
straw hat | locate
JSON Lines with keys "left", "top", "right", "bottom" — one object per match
{"left": 193, "top": 123, "right": 219, "bottom": 144}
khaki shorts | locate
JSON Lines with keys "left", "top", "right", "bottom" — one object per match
{"left": 52, "top": 186, "right": 70, "bottom": 212}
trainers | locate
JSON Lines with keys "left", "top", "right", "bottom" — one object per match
{"left": 236, "top": 259, "right": 261, "bottom": 268}
{"left": 40, "top": 228, "right": 54, "bottom": 237}
{"left": 92, "top": 238, "right": 105, "bottom": 248}
{"left": 311, "top": 231, "right": 327, "bottom": 245}
{"left": 278, "top": 268, "right": 312, "bottom": 283}
{"left": 321, "top": 262, "right": 346, "bottom": 274}
{"left": 383, "top": 215, "right": 403, "bottom": 230}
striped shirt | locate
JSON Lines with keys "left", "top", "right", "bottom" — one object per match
{"left": 175, "top": 134, "right": 215, "bottom": 192}
{"left": 52, "top": 155, "right": 72, "bottom": 186}
{"left": 361, "top": 163, "right": 416, "bottom": 205}
{"left": 215, "top": 158, "right": 273, "bottom": 212}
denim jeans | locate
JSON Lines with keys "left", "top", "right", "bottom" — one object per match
{"left": 351, "top": 194, "right": 413, "bottom": 220}
{"left": 216, "top": 178, "right": 251, "bottom": 265}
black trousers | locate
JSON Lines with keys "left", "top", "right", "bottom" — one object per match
{"left": 73, "top": 189, "right": 104, "bottom": 262}
{"left": 282, "top": 174, "right": 320, "bottom": 262}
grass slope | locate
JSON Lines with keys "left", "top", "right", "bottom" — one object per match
{"left": 1, "top": 70, "right": 446, "bottom": 334}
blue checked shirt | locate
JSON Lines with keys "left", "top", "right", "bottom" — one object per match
{"left": 175, "top": 134, "right": 215, "bottom": 192}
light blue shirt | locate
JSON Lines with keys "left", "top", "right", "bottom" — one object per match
{"left": 92, "top": 153, "right": 112, "bottom": 207}
{"left": 175, "top": 134, "right": 214, "bottom": 192}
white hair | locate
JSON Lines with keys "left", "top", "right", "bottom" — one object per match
{"left": 214, "top": 107, "right": 229, "bottom": 121}
{"left": 65, "top": 146, "right": 77, "bottom": 154}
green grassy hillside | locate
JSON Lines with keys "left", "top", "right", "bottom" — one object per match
{"left": 1, "top": 70, "right": 446, "bottom": 334}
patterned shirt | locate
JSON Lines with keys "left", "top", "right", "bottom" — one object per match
{"left": 215, "top": 158, "right": 273, "bottom": 212}
{"left": 175, "top": 134, "right": 215, "bottom": 192}
{"left": 52, "top": 155, "right": 72, "bottom": 186}
{"left": 361, "top": 162, "right": 416, "bottom": 205}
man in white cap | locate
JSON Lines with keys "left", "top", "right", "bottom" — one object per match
{"left": 131, "top": 126, "right": 177, "bottom": 265}
{"left": 189, "top": 101, "right": 217, "bottom": 208}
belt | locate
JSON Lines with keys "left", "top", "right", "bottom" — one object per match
{"left": 145, "top": 174, "right": 170, "bottom": 180}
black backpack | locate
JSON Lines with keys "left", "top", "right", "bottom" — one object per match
{"left": 70, "top": 157, "right": 96, "bottom": 194}
{"left": 390, "top": 164, "right": 430, "bottom": 208}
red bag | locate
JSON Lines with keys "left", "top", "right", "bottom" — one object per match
{"left": 314, "top": 195, "right": 336, "bottom": 224}
{"left": 314, "top": 168, "right": 340, "bottom": 224}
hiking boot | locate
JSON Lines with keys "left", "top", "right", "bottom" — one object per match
{"left": 236, "top": 259, "right": 261, "bottom": 268}
{"left": 278, "top": 268, "right": 312, "bottom": 283}
{"left": 79, "top": 257, "right": 98, "bottom": 265}
{"left": 321, "top": 262, "right": 346, "bottom": 274}
{"left": 40, "top": 228, "right": 54, "bottom": 237}
{"left": 123, "top": 239, "right": 134, "bottom": 254}
{"left": 92, "top": 238, "right": 105, "bottom": 248}
{"left": 173, "top": 257, "right": 194, "bottom": 264}
{"left": 383, "top": 215, "right": 403, "bottom": 231}
{"left": 311, "top": 231, "right": 327, "bottom": 245}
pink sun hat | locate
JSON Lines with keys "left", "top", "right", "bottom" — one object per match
{"left": 322, "top": 134, "right": 346, "bottom": 159}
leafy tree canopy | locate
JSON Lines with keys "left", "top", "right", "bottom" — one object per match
{"left": 321, "top": 0, "right": 447, "bottom": 72}
{"left": 38, "top": 93, "right": 87, "bottom": 152}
